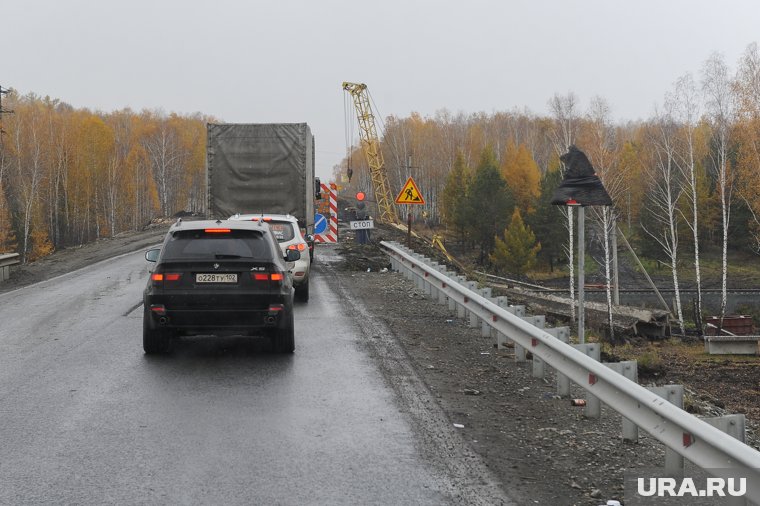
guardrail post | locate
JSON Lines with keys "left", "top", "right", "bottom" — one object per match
{"left": 495, "top": 296, "right": 510, "bottom": 349}
{"left": 519, "top": 316, "right": 542, "bottom": 365}
{"left": 413, "top": 255, "right": 425, "bottom": 291}
{"left": 527, "top": 316, "right": 547, "bottom": 378}
{"left": 455, "top": 275, "right": 467, "bottom": 319}
{"left": 426, "top": 261, "right": 438, "bottom": 297}
{"left": 508, "top": 305, "right": 528, "bottom": 361}
{"left": 647, "top": 385, "right": 685, "bottom": 470}
{"left": 546, "top": 327, "right": 571, "bottom": 397}
{"left": 401, "top": 257, "right": 412, "bottom": 280}
{"left": 605, "top": 361, "right": 639, "bottom": 441}
{"left": 390, "top": 252, "right": 401, "bottom": 273}
{"left": 466, "top": 281, "right": 479, "bottom": 328}
{"left": 435, "top": 265, "right": 448, "bottom": 306}
{"left": 422, "top": 260, "right": 435, "bottom": 296}
{"left": 478, "top": 288, "right": 493, "bottom": 337}
{"left": 514, "top": 339, "right": 526, "bottom": 362}
{"left": 423, "top": 258, "right": 435, "bottom": 297}
{"left": 573, "top": 343, "right": 601, "bottom": 418}
{"left": 702, "top": 414, "right": 746, "bottom": 443}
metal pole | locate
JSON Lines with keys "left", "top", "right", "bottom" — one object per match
{"left": 612, "top": 221, "right": 620, "bottom": 306}
{"left": 578, "top": 206, "right": 585, "bottom": 344}
{"left": 407, "top": 210, "right": 412, "bottom": 247}
{"left": 617, "top": 225, "right": 673, "bottom": 316}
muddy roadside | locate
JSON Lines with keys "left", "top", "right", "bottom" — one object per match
{"left": 0, "top": 222, "right": 171, "bottom": 295}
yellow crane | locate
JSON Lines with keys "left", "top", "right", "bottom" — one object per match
{"left": 342, "top": 82, "right": 399, "bottom": 224}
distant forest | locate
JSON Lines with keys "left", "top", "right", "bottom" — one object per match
{"left": 0, "top": 97, "right": 211, "bottom": 262}
{"left": 2, "top": 45, "right": 760, "bottom": 295}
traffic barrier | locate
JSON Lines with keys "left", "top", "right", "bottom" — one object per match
{"left": 314, "top": 182, "right": 338, "bottom": 243}
{"left": 0, "top": 253, "right": 20, "bottom": 282}
{"left": 381, "top": 240, "right": 760, "bottom": 501}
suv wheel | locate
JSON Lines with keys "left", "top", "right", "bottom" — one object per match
{"left": 272, "top": 308, "right": 295, "bottom": 353}
{"left": 294, "top": 279, "right": 309, "bottom": 302}
{"left": 143, "top": 311, "right": 172, "bottom": 354}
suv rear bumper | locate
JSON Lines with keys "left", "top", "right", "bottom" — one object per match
{"left": 144, "top": 293, "right": 291, "bottom": 334}
{"left": 146, "top": 307, "right": 282, "bottom": 331}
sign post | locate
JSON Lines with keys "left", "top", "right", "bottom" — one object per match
{"left": 551, "top": 146, "right": 612, "bottom": 344}
{"left": 395, "top": 177, "right": 426, "bottom": 247}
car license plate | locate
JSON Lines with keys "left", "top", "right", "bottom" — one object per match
{"left": 196, "top": 273, "right": 238, "bottom": 283}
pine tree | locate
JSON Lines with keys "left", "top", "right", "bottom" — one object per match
{"left": 526, "top": 165, "right": 564, "bottom": 271}
{"left": 490, "top": 208, "right": 541, "bottom": 276}
{"left": 466, "top": 146, "right": 513, "bottom": 263}
{"left": 441, "top": 151, "right": 470, "bottom": 245}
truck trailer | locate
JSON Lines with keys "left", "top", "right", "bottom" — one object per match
{"left": 206, "top": 123, "right": 317, "bottom": 250}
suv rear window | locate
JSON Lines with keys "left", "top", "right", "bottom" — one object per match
{"left": 268, "top": 221, "right": 296, "bottom": 242}
{"left": 162, "top": 229, "right": 271, "bottom": 260}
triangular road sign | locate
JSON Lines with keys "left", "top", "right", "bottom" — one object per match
{"left": 395, "top": 177, "right": 425, "bottom": 205}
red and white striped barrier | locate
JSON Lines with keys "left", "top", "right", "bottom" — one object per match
{"left": 315, "top": 183, "right": 338, "bottom": 243}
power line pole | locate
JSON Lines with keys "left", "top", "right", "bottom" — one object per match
{"left": 0, "top": 85, "right": 14, "bottom": 139}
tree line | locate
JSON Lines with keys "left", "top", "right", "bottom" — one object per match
{"left": 0, "top": 92, "right": 210, "bottom": 262}
{"left": 336, "top": 43, "right": 760, "bottom": 330}
{"left": 4, "top": 43, "right": 760, "bottom": 330}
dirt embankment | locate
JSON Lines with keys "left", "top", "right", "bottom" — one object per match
{"left": 0, "top": 222, "right": 171, "bottom": 295}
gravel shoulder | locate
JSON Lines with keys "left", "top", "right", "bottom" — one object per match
{"left": 334, "top": 267, "right": 666, "bottom": 505}
{"left": 331, "top": 225, "right": 759, "bottom": 505}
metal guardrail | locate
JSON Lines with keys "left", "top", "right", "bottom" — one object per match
{"left": 380, "top": 240, "right": 760, "bottom": 501}
{"left": 0, "top": 253, "right": 20, "bottom": 282}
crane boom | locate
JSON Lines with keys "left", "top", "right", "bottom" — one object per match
{"left": 342, "top": 82, "right": 399, "bottom": 224}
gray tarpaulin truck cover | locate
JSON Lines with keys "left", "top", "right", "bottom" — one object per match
{"left": 206, "top": 123, "right": 315, "bottom": 233}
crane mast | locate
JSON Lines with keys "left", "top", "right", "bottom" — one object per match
{"left": 342, "top": 82, "right": 399, "bottom": 224}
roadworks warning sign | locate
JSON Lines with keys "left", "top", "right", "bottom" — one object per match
{"left": 395, "top": 177, "right": 425, "bottom": 205}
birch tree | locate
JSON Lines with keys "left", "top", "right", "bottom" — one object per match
{"left": 583, "top": 96, "right": 626, "bottom": 341}
{"left": 702, "top": 53, "right": 737, "bottom": 322}
{"left": 734, "top": 43, "right": 760, "bottom": 253}
{"left": 548, "top": 93, "right": 579, "bottom": 321}
{"left": 642, "top": 110, "right": 685, "bottom": 334}
{"left": 670, "top": 73, "right": 707, "bottom": 326}
{"left": 10, "top": 98, "right": 48, "bottom": 262}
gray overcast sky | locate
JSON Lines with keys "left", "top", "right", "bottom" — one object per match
{"left": 4, "top": 0, "right": 760, "bottom": 180}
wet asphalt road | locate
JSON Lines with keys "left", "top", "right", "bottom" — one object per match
{"left": 0, "top": 247, "right": 510, "bottom": 505}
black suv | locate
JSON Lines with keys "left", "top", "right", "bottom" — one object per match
{"left": 143, "top": 219, "right": 299, "bottom": 354}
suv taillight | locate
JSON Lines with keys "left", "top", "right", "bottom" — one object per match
{"left": 151, "top": 272, "right": 182, "bottom": 287}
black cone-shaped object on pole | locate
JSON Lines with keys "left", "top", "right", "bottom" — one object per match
{"left": 551, "top": 145, "right": 612, "bottom": 206}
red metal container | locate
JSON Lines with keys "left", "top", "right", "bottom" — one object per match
{"left": 704, "top": 315, "right": 755, "bottom": 336}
